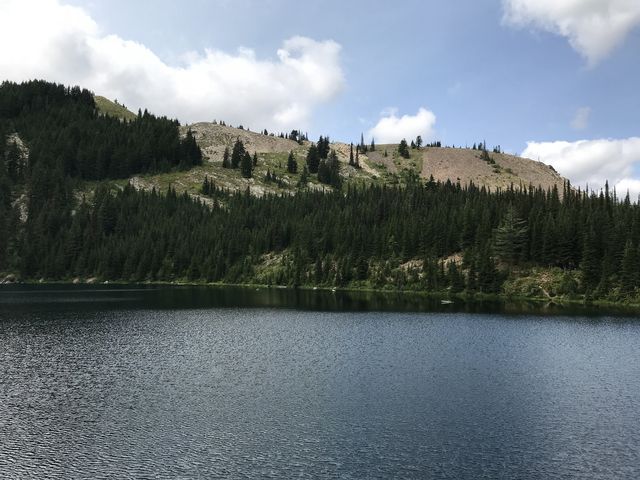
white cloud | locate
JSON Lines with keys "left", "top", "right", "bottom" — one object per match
{"left": 368, "top": 107, "right": 437, "bottom": 144}
{"left": 502, "top": 0, "right": 640, "bottom": 65}
{"left": 0, "top": 0, "right": 345, "bottom": 129}
{"left": 570, "top": 106, "right": 591, "bottom": 130}
{"left": 521, "top": 137, "right": 640, "bottom": 196}
{"left": 615, "top": 178, "right": 640, "bottom": 201}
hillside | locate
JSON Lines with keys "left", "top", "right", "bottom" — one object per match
{"left": 87, "top": 96, "right": 571, "bottom": 197}
{"left": 3, "top": 81, "right": 639, "bottom": 307}
{"left": 94, "top": 95, "right": 137, "bottom": 121}
{"left": 110, "top": 122, "right": 569, "bottom": 200}
{"left": 367, "top": 145, "right": 566, "bottom": 191}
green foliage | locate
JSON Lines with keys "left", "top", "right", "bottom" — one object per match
{"left": 398, "top": 139, "right": 410, "bottom": 159}
{"left": 298, "top": 165, "right": 309, "bottom": 187}
{"left": 231, "top": 138, "right": 245, "bottom": 169}
{"left": 317, "top": 150, "right": 341, "bottom": 188}
{"left": 306, "top": 144, "right": 320, "bottom": 174}
{"left": 200, "top": 176, "right": 228, "bottom": 199}
{"left": 493, "top": 206, "right": 528, "bottom": 265}
{"left": 287, "top": 151, "right": 298, "bottom": 174}
{"left": 241, "top": 151, "right": 253, "bottom": 178}
{"left": 0, "top": 80, "right": 202, "bottom": 180}
{"left": 480, "top": 149, "right": 496, "bottom": 165}
{"left": 317, "top": 136, "right": 330, "bottom": 159}
{"left": 222, "top": 146, "right": 231, "bottom": 168}
{"left": 7, "top": 171, "right": 635, "bottom": 300}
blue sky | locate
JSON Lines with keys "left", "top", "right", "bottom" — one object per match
{"left": 60, "top": 0, "right": 639, "bottom": 151}
{"left": 2, "top": 0, "right": 640, "bottom": 194}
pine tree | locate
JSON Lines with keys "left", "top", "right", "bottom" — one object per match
{"left": 241, "top": 151, "right": 253, "bottom": 178}
{"left": 415, "top": 135, "right": 422, "bottom": 149}
{"left": 581, "top": 223, "right": 601, "bottom": 291}
{"left": 252, "top": 152, "right": 258, "bottom": 167}
{"left": 222, "top": 146, "right": 231, "bottom": 168}
{"left": 201, "top": 176, "right": 210, "bottom": 195}
{"left": 298, "top": 165, "right": 309, "bottom": 187}
{"left": 306, "top": 144, "right": 320, "bottom": 173}
{"left": 398, "top": 139, "right": 410, "bottom": 159}
{"left": 349, "top": 143, "right": 355, "bottom": 166}
{"left": 493, "top": 206, "right": 528, "bottom": 265}
{"left": 287, "top": 151, "right": 298, "bottom": 174}
{"left": 317, "top": 136, "right": 330, "bottom": 159}
{"left": 476, "top": 244, "right": 501, "bottom": 293}
{"left": 447, "top": 261, "right": 465, "bottom": 293}
{"left": 619, "top": 240, "right": 639, "bottom": 296}
{"left": 231, "top": 139, "right": 245, "bottom": 169}
{"left": 317, "top": 150, "right": 341, "bottom": 188}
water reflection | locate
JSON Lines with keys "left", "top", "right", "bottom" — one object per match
{"left": 1, "top": 284, "right": 638, "bottom": 318}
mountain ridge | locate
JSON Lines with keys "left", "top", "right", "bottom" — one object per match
{"left": 92, "top": 93, "right": 568, "bottom": 197}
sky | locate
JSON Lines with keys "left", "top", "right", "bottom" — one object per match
{"left": 1, "top": 0, "right": 640, "bottom": 196}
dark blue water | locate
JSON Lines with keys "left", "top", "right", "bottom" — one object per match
{"left": 1, "top": 286, "right": 639, "bottom": 478}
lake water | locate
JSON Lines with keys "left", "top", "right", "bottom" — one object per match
{"left": 1, "top": 285, "right": 639, "bottom": 479}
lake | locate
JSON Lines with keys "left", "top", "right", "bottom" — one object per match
{"left": 1, "top": 285, "right": 639, "bottom": 479}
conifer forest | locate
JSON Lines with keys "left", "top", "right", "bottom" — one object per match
{"left": 2, "top": 81, "right": 640, "bottom": 304}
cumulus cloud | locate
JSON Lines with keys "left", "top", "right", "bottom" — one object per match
{"left": 368, "top": 108, "right": 437, "bottom": 144}
{"left": 521, "top": 137, "right": 640, "bottom": 197}
{"left": 502, "top": 0, "right": 640, "bottom": 65}
{"left": 0, "top": 0, "right": 345, "bottom": 129}
{"left": 571, "top": 106, "right": 591, "bottom": 130}
{"left": 615, "top": 178, "right": 640, "bottom": 201}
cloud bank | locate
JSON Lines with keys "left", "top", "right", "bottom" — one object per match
{"left": 368, "top": 108, "right": 437, "bottom": 144}
{"left": 521, "top": 137, "right": 640, "bottom": 199}
{"left": 0, "top": 0, "right": 345, "bottom": 129}
{"left": 502, "top": 0, "right": 640, "bottom": 65}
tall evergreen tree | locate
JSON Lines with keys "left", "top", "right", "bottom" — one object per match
{"left": 231, "top": 138, "right": 245, "bottom": 169}
{"left": 398, "top": 139, "right": 410, "bottom": 159}
{"left": 241, "top": 151, "right": 253, "bottom": 178}
{"left": 222, "top": 146, "right": 231, "bottom": 168}
{"left": 619, "top": 240, "right": 639, "bottom": 296}
{"left": 287, "top": 151, "right": 298, "bottom": 174}
{"left": 317, "top": 150, "right": 341, "bottom": 188}
{"left": 493, "top": 206, "right": 528, "bottom": 265}
{"left": 306, "top": 143, "right": 320, "bottom": 174}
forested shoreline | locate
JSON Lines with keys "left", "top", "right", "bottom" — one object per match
{"left": 2, "top": 81, "right": 640, "bottom": 305}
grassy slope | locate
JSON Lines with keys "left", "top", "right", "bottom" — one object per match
{"left": 94, "top": 95, "right": 137, "bottom": 121}
{"left": 79, "top": 111, "right": 567, "bottom": 200}
{"left": 81, "top": 141, "right": 567, "bottom": 211}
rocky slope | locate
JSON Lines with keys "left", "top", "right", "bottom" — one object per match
{"left": 85, "top": 100, "right": 569, "bottom": 197}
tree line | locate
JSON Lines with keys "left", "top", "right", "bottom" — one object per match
{"left": 4, "top": 164, "right": 640, "bottom": 302}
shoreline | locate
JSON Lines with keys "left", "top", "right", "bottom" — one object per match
{"left": 3, "top": 278, "right": 640, "bottom": 313}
